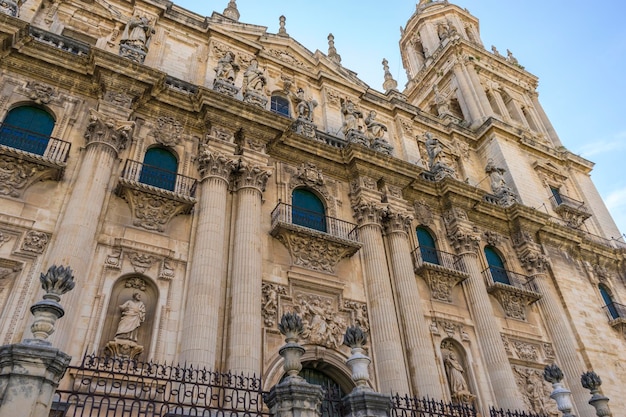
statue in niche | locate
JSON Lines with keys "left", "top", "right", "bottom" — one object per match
{"left": 243, "top": 59, "right": 265, "bottom": 93}
{"left": 485, "top": 159, "right": 518, "bottom": 206}
{"left": 215, "top": 51, "right": 239, "bottom": 85}
{"left": 433, "top": 86, "right": 450, "bottom": 117}
{"left": 120, "top": 15, "right": 154, "bottom": 52}
{"left": 444, "top": 350, "right": 475, "bottom": 404}
{"left": 115, "top": 291, "right": 146, "bottom": 341}
{"left": 294, "top": 88, "right": 317, "bottom": 122}
{"left": 341, "top": 98, "right": 363, "bottom": 134}
{"left": 424, "top": 132, "right": 455, "bottom": 178}
{"left": 365, "top": 111, "right": 387, "bottom": 140}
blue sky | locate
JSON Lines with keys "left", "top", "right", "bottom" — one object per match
{"left": 174, "top": 1, "right": 626, "bottom": 237}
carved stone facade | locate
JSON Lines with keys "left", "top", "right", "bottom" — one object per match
{"left": 0, "top": 1, "right": 624, "bottom": 416}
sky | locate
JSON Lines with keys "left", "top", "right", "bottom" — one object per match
{"left": 174, "top": 0, "right": 626, "bottom": 238}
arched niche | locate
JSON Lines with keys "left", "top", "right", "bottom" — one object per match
{"left": 100, "top": 275, "right": 159, "bottom": 360}
{"left": 440, "top": 338, "right": 476, "bottom": 405}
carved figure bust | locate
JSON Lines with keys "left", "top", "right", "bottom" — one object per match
{"left": 120, "top": 15, "right": 154, "bottom": 51}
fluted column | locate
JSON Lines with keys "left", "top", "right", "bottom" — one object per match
{"left": 517, "top": 244, "right": 592, "bottom": 416}
{"left": 352, "top": 202, "right": 411, "bottom": 395}
{"left": 452, "top": 63, "right": 482, "bottom": 123}
{"left": 383, "top": 210, "right": 443, "bottom": 399}
{"left": 49, "top": 109, "right": 134, "bottom": 355}
{"left": 180, "top": 148, "right": 236, "bottom": 368}
{"left": 225, "top": 159, "right": 271, "bottom": 376}
{"left": 445, "top": 210, "right": 524, "bottom": 410}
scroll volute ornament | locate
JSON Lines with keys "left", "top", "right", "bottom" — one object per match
{"left": 84, "top": 109, "right": 135, "bottom": 153}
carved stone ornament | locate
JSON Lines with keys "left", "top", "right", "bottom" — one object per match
{"left": 0, "top": 231, "right": 12, "bottom": 248}
{"left": 196, "top": 149, "right": 237, "bottom": 181}
{"left": 105, "top": 248, "right": 123, "bottom": 269}
{"left": 126, "top": 252, "right": 157, "bottom": 274}
{"left": 261, "top": 282, "right": 287, "bottom": 327}
{"left": 151, "top": 116, "right": 183, "bottom": 147}
{"left": 233, "top": 160, "right": 271, "bottom": 192}
{"left": 351, "top": 202, "right": 385, "bottom": 227}
{"left": 383, "top": 210, "right": 413, "bottom": 235}
{"left": 293, "top": 293, "right": 347, "bottom": 349}
{"left": 513, "top": 341, "right": 540, "bottom": 362}
{"left": 20, "top": 231, "right": 50, "bottom": 254}
{"left": 272, "top": 227, "right": 361, "bottom": 273}
{"left": 416, "top": 263, "right": 469, "bottom": 303}
{"left": 487, "top": 284, "right": 540, "bottom": 321}
{"left": 513, "top": 366, "right": 560, "bottom": 416}
{"left": 84, "top": 109, "right": 135, "bottom": 154}
{"left": 447, "top": 228, "right": 481, "bottom": 254}
{"left": 125, "top": 277, "right": 147, "bottom": 291}
{"left": 0, "top": 0, "right": 19, "bottom": 17}
{"left": 483, "top": 231, "right": 501, "bottom": 247}
{"left": 344, "top": 300, "right": 370, "bottom": 333}
{"left": 159, "top": 259, "right": 175, "bottom": 280}
{"left": 0, "top": 154, "right": 64, "bottom": 198}
{"left": 117, "top": 188, "right": 195, "bottom": 232}
{"left": 103, "top": 90, "right": 134, "bottom": 108}
{"left": 414, "top": 201, "right": 434, "bottom": 226}
{"left": 24, "top": 81, "right": 57, "bottom": 104}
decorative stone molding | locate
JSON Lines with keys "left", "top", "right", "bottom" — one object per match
{"left": 344, "top": 300, "right": 370, "bottom": 333}
{"left": 447, "top": 228, "right": 480, "bottom": 254}
{"left": 196, "top": 150, "right": 237, "bottom": 182}
{"left": 124, "top": 277, "right": 147, "bottom": 291}
{"left": 105, "top": 248, "right": 123, "bottom": 269}
{"left": 126, "top": 252, "right": 157, "bottom": 274}
{"left": 483, "top": 231, "right": 502, "bottom": 247}
{"left": 513, "top": 229, "right": 550, "bottom": 275}
{"left": 513, "top": 366, "right": 560, "bottom": 416}
{"left": 0, "top": 231, "right": 12, "bottom": 248}
{"left": 383, "top": 210, "right": 413, "bottom": 235}
{"left": 262, "top": 282, "right": 287, "bottom": 327}
{"left": 417, "top": 263, "right": 469, "bottom": 303}
{"left": 487, "top": 284, "right": 541, "bottom": 321}
{"left": 0, "top": 258, "right": 22, "bottom": 280}
{"left": 414, "top": 200, "right": 434, "bottom": 226}
{"left": 351, "top": 202, "right": 385, "bottom": 227}
{"left": 84, "top": 109, "right": 135, "bottom": 154}
{"left": 117, "top": 187, "right": 194, "bottom": 232}
{"left": 0, "top": 0, "right": 19, "bottom": 17}
{"left": 272, "top": 227, "right": 361, "bottom": 274}
{"left": 233, "top": 160, "right": 271, "bottom": 192}
{"left": 151, "top": 116, "right": 183, "bottom": 147}
{"left": 24, "top": 81, "right": 57, "bottom": 104}
{"left": 0, "top": 154, "right": 64, "bottom": 198}
{"left": 159, "top": 259, "right": 175, "bottom": 280}
{"left": 432, "top": 319, "right": 469, "bottom": 341}
{"left": 293, "top": 293, "right": 347, "bottom": 349}
{"left": 266, "top": 48, "right": 311, "bottom": 71}
{"left": 19, "top": 230, "right": 50, "bottom": 255}
{"left": 286, "top": 163, "right": 335, "bottom": 210}
{"left": 103, "top": 90, "right": 134, "bottom": 108}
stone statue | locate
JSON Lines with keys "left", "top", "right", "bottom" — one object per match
{"left": 115, "top": 292, "right": 146, "bottom": 341}
{"left": 294, "top": 88, "right": 317, "bottom": 121}
{"left": 0, "top": 0, "right": 18, "bottom": 17}
{"left": 444, "top": 351, "right": 475, "bottom": 404}
{"left": 243, "top": 59, "right": 265, "bottom": 94}
{"left": 506, "top": 49, "right": 519, "bottom": 65}
{"left": 341, "top": 98, "right": 363, "bottom": 134}
{"left": 425, "top": 132, "right": 454, "bottom": 173}
{"left": 215, "top": 51, "right": 239, "bottom": 84}
{"left": 365, "top": 111, "right": 387, "bottom": 140}
{"left": 120, "top": 15, "right": 154, "bottom": 52}
{"left": 485, "top": 159, "right": 518, "bottom": 206}
{"left": 433, "top": 86, "right": 450, "bottom": 117}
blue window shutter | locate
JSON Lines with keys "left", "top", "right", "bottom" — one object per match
{"left": 292, "top": 188, "right": 326, "bottom": 232}
{"left": 140, "top": 148, "right": 178, "bottom": 192}
{"left": 484, "top": 246, "right": 510, "bottom": 285}
{"left": 1, "top": 106, "right": 54, "bottom": 155}
{"left": 416, "top": 227, "right": 439, "bottom": 264}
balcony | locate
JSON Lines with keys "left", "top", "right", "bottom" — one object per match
{"left": 270, "top": 202, "right": 361, "bottom": 274}
{"left": 603, "top": 303, "right": 626, "bottom": 338}
{"left": 116, "top": 160, "right": 197, "bottom": 232}
{"left": 550, "top": 193, "right": 591, "bottom": 228}
{"left": 412, "top": 246, "right": 469, "bottom": 302}
{"left": 0, "top": 122, "right": 70, "bottom": 197}
{"left": 483, "top": 267, "right": 541, "bottom": 321}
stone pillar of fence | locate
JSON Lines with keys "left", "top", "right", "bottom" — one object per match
{"left": 264, "top": 313, "right": 324, "bottom": 417}
{"left": 0, "top": 265, "right": 75, "bottom": 417}
{"left": 341, "top": 326, "right": 391, "bottom": 417}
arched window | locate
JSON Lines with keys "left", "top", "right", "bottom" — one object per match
{"left": 599, "top": 284, "right": 619, "bottom": 320}
{"left": 270, "top": 95, "right": 290, "bottom": 117}
{"left": 140, "top": 147, "right": 178, "bottom": 192}
{"left": 416, "top": 227, "right": 440, "bottom": 265}
{"left": 0, "top": 105, "right": 55, "bottom": 155}
{"left": 292, "top": 188, "right": 326, "bottom": 233}
{"left": 484, "top": 246, "right": 510, "bottom": 285}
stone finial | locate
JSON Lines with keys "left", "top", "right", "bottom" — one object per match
{"left": 278, "top": 311, "right": 304, "bottom": 343}
{"left": 543, "top": 364, "right": 564, "bottom": 384}
{"left": 278, "top": 312, "right": 305, "bottom": 379}
{"left": 343, "top": 325, "right": 368, "bottom": 349}
{"left": 223, "top": 0, "right": 240, "bottom": 21}
{"left": 382, "top": 58, "right": 398, "bottom": 93}
{"left": 327, "top": 33, "right": 342, "bottom": 64}
{"left": 581, "top": 371, "right": 611, "bottom": 417}
{"left": 278, "top": 15, "right": 288, "bottom": 37}
{"left": 27, "top": 265, "right": 76, "bottom": 345}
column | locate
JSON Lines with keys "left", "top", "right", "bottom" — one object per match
{"left": 180, "top": 146, "right": 236, "bottom": 368}
{"left": 452, "top": 63, "right": 482, "bottom": 123}
{"left": 49, "top": 108, "right": 134, "bottom": 355}
{"left": 352, "top": 202, "right": 411, "bottom": 395}
{"left": 225, "top": 158, "right": 271, "bottom": 376}
{"left": 445, "top": 210, "right": 525, "bottom": 410}
{"left": 383, "top": 210, "right": 443, "bottom": 399}
{"left": 517, "top": 245, "right": 594, "bottom": 416}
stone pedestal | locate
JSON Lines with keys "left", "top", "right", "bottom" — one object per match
{"left": 342, "top": 389, "right": 391, "bottom": 417}
{"left": 103, "top": 338, "right": 144, "bottom": 360}
{"left": 264, "top": 379, "right": 324, "bottom": 417}
{"left": 0, "top": 343, "right": 71, "bottom": 417}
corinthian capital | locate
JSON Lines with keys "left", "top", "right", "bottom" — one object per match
{"left": 233, "top": 159, "right": 272, "bottom": 192}
{"left": 383, "top": 209, "right": 413, "bottom": 234}
{"left": 84, "top": 109, "right": 135, "bottom": 154}
{"left": 447, "top": 227, "right": 480, "bottom": 254}
{"left": 196, "top": 150, "right": 237, "bottom": 182}
{"left": 351, "top": 202, "right": 385, "bottom": 227}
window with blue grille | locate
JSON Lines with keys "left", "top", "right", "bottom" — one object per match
{"left": 270, "top": 95, "right": 290, "bottom": 116}
{"left": 484, "top": 246, "right": 510, "bottom": 285}
{"left": 416, "top": 227, "right": 440, "bottom": 265}
{"left": 599, "top": 284, "right": 619, "bottom": 320}
{"left": 0, "top": 106, "right": 55, "bottom": 155}
{"left": 140, "top": 147, "right": 178, "bottom": 192}
{"left": 292, "top": 188, "right": 326, "bottom": 232}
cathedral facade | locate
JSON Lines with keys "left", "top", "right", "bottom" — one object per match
{"left": 0, "top": 0, "right": 624, "bottom": 416}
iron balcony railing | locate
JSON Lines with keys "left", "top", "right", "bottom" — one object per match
{"left": 271, "top": 202, "right": 358, "bottom": 242}
{"left": 490, "top": 407, "right": 548, "bottom": 417}
{"left": 411, "top": 246, "right": 467, "bottom": 274}
{"left": 0, "top": 122, "right": 70, "bottom": 163}
{"left": 482, "top": 267, "right": 538, "bottom": 293}
{"left": 391, "top": 393, "right": 476, "bottom": 417}
{"left": 120, "top": 160, "right": 197, "bottom": 198}
{"left": 603, "top": 302, "right": 626, "bottom": 322}
{"left": 549, "top": 193, "right": 590, "bottom": 214}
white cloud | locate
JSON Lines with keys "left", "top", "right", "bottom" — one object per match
{"left": 606, "top": 187, "right": 626, "bottom": 211}
{"left": 577, "top": 132, "right": 626, "bottom": 158}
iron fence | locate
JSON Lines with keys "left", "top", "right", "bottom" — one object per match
{"left": 51, "top": 354, "right": 270, "bottom": 417}
{"left": 411, "top": 246, "right": 467, "bottom": 274}
{"left": 121, "top": 160, "right": 197, "bottom": 198}
{"left": 489, "top": 407, "right": 547, "bottom": 417}
{"left": 0, "top": 122, "right": 70, "bottom": 162}
{"left": 390, "top": 394, "right": 476, "bottom": 417}
{"left": 482, "top": 267, "right": 539, "bottom": 293}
